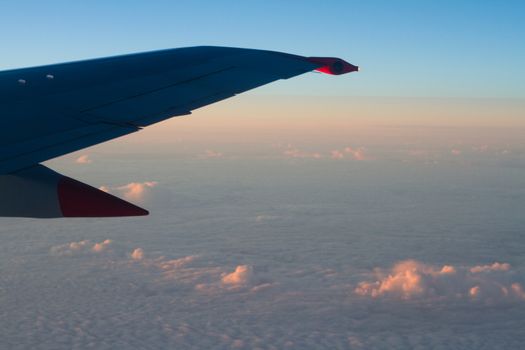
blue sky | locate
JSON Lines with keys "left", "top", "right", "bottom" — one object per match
{"left": 0, "top": 1, "right": 523, "bottom": 98}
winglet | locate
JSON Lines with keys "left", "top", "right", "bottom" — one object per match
{"left": 307, "top": 57, "right": 359, "bottom": 75}
{"left": 58, "top": 177, "right": 149, "bottom": 217}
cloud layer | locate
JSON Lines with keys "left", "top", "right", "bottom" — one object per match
{"left": 4, "top": 151, "right": 525, "bottom": 350}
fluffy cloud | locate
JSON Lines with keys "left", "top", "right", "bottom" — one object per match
{"left": 130, "top": 248, "right": 144, "bottom": 261}
{"left": 194, "top": 263, "right": 268, "bottom": 293}
{"left": 117, "top": 182, "right": 158, "bottom": 202}
{"left": 155, "top": 255, "right": 198, "bottom": 271}
{"left": 50, "top": 239, "right": 113, "bottom": 256}
{"left": 470, "top": 262, "right": 510, "bottom": 273}
{"left": 100, "top": 181, "right": 158, "bottom": 203}
{"left": 221, "top": 265, "right": 253, "bottom": 286}
{"left": 355, "top": 260, "right": 525, "bottom": 302}
{"left": 92, "top": 239, "right": 112, "bottom": 253}
{"left": 75, "top": 154, "right": 92, "bottom": 164}
{"left": 50, "top": 240, "right": 266, "bottom": 295}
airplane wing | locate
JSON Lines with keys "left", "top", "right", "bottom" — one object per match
{"left": 0, "top": 46, "right": 358, "bottom": 218}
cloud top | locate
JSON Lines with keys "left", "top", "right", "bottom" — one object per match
{"left": 50, "top": 239, "right": 113, "bottom": 256}
{"left": 100, "top": 181, "right": 158, "bottom": 203}
{"left": 75, "top": 154, "right": 92, "bottom": 164}
{"left": 221, "top": 265, "right": 253, "bottom": 286}
{"left": 355, "top": 260, "right": 525, "bottom": 302}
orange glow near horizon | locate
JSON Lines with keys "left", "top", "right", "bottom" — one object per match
{"left": 72, "top": 94, "right": 525, "bottom": 161}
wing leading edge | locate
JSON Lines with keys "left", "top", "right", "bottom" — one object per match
{"left": 0, "top": 46, "right": 358, "bottom": 218}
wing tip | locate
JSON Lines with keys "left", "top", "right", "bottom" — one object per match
{"left": 307, "top": 57, "right": 359, "bottom": 75}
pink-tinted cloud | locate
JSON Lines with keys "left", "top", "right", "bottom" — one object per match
{"left": 344, "top": 146, "right": 367, "bottom": 161}
{"left": 284, "top": 144, "right": 368, "bottom": 160}
{"left": 156, "top": 256, "right": 198, "bottom": 271}
{"left": 355, "top": 260, "right": 525, "bottom": 302}
{"left": 221, "top": 265, "right": 253, "bottom": 286}
{"left": 100, "top": 181, "right": 158, "bottom": 203}
{"left": 511, "top": 283, "right": 525, "bottom": 299}
{"left": 50, "top": 239, "right": 113, "bottom": 256}
{"left": 283, "top": 145, "right": 323, "bottom": 159}
{"left": 470, "top": 262, "right": 511, "bottom": 273}
{"left": 75, "top": 154, "right": 92, "bottom": 164}
{"left": 117, "top": 182, "right": 158, "bottom": 201}
{"left": 92, "top": 239, "right": 112, "bottom": 253}
{"left": 130, "top": 248, "right": 144, "bottom": 261}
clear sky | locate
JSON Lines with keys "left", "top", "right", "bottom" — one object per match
{"left": 0, "top": 0, "right": 524, "bottom": 98}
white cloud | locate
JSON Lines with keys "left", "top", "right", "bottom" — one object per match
{"left": 100, "top": 181, "right": 158, "bottom": 203}
{"left": 50, "top": 239, "right": 113, "bottom": 256}
{"left": 130, "top": 248, "right": 144, "bottom": 261}
{"left": 92, "top": 239, "right": 112, "bottom": 253}
{"left": 193, "top": 264, "right": 266, "bottom": 293}
{"left": 221, "top": 265, "right": 253, "bottom": 286}
{"left": 75, "top": 154, "right": 92, "bottom": 164}
{"left": 156, "top": 256, "right": 198, "bottom": 271}
{"left": 470, "top": 262, "right": 511, "bottom": 273}
{"left": 117, "top": 182, "right": 158, "bottom": 202}
{"left": 355, "top": 260, "right": 525, "bottom": 302}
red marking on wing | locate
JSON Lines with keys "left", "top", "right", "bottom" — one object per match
{"left": 307, "top": 57, "right": 359, "bottom": 75}
{"left": 57, "top": 177, "right": 149, "bottom": 217}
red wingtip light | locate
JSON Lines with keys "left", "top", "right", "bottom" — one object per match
{"left": 307, "top": 57, "right": 359, "bottom": 75}
{"left": 57, "top": 177, "right": 149, "bottom": 217}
